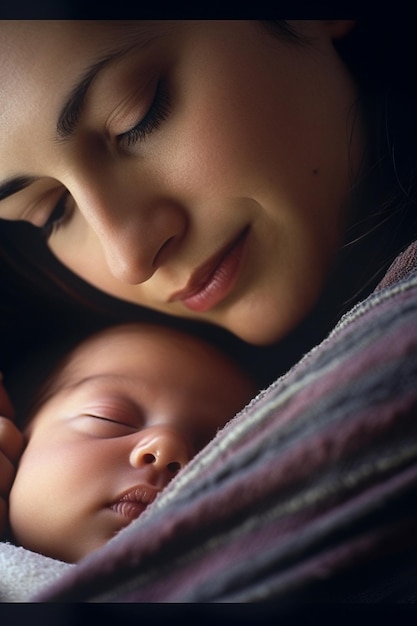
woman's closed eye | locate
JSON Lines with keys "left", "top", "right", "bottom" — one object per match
{"left": 116, "top": 80, "right": 172, "bottom": 149}
{"left": 40, "top": 82, "right": 171, "bottom": 237}
{"left": 42, "top": 190, "right": 72, "bottom": 239}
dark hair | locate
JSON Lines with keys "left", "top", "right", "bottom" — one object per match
{"left": 264, "top": 16, "right": 417, "bottom": 227}
{"left": 6, "top": 325, "right": 91, "bottom": 429}
{"left": 330, "top": 15, "right": 416, "bottom": 302}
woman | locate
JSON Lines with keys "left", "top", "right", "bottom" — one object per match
{"left": 0, "top": 18, "right": 415, "bottom": 360}
{"left": 1, "top": 17, "right": 416, "bottom": 603}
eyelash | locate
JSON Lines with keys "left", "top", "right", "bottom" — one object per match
{"left": 89, "top": 414, "right": 135, "bottom": 428}
{"left": 117, "top": 81, "right": 172, "bottom": 148}
{"left": 42, "top": 190, "right": 71, "bottom": 239}
{"left": 84, "top": 414, "right": 138, "bottom": 438}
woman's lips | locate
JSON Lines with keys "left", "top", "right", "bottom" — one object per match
{"left": 169, "top": 227, "right": 250, "bottom": 313}
{"left": 110, "top": 485, "right": 160, "bottom": 521}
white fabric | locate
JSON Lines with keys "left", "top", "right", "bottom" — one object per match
{"left": 0, "top": 542, "right": 73, "bottom": 602}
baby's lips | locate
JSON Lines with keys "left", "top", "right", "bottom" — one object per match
{"left": 118, "top": 484, "right": 161, "bottom": 505}
{"left": 110, "top": 484, "right": 161, "bottom": 521}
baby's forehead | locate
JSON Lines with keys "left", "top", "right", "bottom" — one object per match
{"left": 49, "top": 323, "right": 197, "bottom": 382}
{"left": 25, "top": 331, "right": 144, "bottom": 423}
{"left": 23, "top": 326, "right": 141, "bottom": 410}
{"left": 71, "top": 323, "right": 186, "bottom": 351}
{"left": 47, "top": 325, "right": 142, "bottom": 382}
{"left": 67, "top": 323, "right": 219, "bottom": 366}
{"left": 39, "top": 321, "right": 247, "bottom": 407}
{"left": 62, "top": 324, "right": 159, "bottom": 365}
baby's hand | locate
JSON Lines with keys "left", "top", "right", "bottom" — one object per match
{"left": 0, "top": 376, "right": 24, "bottom": 536}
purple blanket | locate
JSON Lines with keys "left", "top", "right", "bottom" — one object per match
{"left": 36, "top": 241, "right": 417, "bottom": 603}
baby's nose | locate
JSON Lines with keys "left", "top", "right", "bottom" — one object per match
{"left": 129, "top": 427, "right": 191, "bottom": 477}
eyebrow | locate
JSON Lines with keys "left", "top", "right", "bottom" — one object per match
{"left": 55, "top": 28, "right": 164, "bottom": 144}
{"left": 0, "top": 54, "right": 122, "bottom": 204}
{"left": 55, "top": 52, "right": 122, "bottom": 142}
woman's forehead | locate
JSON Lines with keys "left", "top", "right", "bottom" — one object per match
{"left": 0, "top": 20, "right": 173, "bottom": 98}
{"left": 0, "top": 20, "right": 172, "bottom": 58}
{"left": 0, "top": 20, "right": 172, "bottom": 177}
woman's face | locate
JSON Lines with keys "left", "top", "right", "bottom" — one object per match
{"left": 0, "top": 20, "right": 362, "bottom": 344}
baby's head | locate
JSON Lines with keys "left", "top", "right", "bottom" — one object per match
{"left": 9, "top": 322, "right": 255, "bottom": 562}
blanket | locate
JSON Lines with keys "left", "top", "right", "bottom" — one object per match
{"left": 0, "top": 543, "right": 72, "bottom": 602}
{"left": 2, "top": 240, "right": 417, "bottom": 604}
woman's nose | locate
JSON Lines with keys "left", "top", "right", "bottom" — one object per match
{"left": 70, "top": 174, "right": 187, "bottom": 284}
{"left": 99, "top": 203, "right": 186, "bottom": 284}
{"left": 129, "top": 427, "right": 192, "bottom": 478}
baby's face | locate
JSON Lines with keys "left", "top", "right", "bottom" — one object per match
{"left": 9, "top": 324, "right": 254, "bottom": 562}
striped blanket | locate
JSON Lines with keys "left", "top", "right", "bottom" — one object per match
{"left": 36, "top": 241, "right": 417, "bottom": 604}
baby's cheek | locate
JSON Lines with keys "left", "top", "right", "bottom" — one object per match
{"left": 8, "top": 444, "right": 60, "bottom": 542}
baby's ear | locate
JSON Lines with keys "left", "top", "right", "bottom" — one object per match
{"left": 324, "top": 20, "right": 356, "bottom": 40}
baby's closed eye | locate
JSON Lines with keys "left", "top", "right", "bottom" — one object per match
{"left": 73, "top": 414, "right": 139, "bottom": 438}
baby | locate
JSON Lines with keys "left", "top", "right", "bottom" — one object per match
{"left": 7, "top": 322, "right": 255, "bottom": 563}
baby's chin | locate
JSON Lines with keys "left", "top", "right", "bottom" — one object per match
{"left": 71, "top": 521, "right": 136, "bottom": 563}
